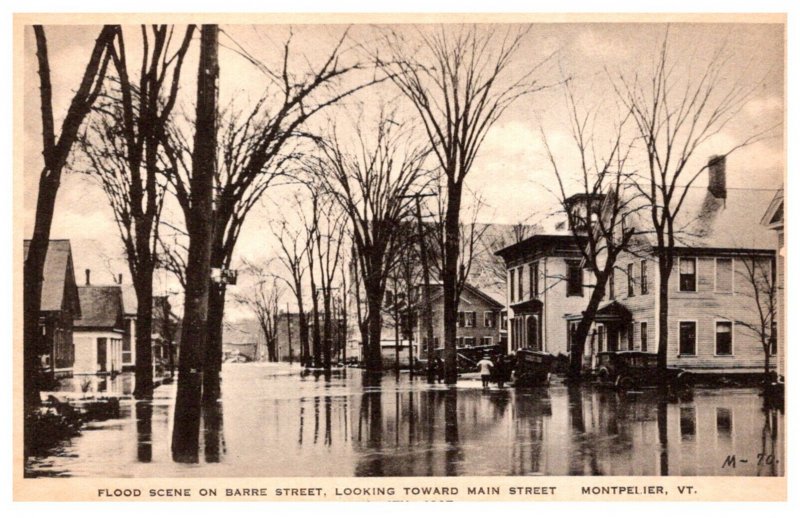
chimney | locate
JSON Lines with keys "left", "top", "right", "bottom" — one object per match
{"left": 117, "top": 273, "right": 123, "bottom": 285}
{"left": 85, "top": 269, "right": 91, "bottom": 286}
{"left": 708, "top": 155, "right": 727, "bottom": 199}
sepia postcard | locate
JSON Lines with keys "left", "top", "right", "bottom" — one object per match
{"left": 12, "top": 12, "right": 787, "bottom": 502}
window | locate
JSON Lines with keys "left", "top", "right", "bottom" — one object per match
{"left": 566, "top": 261, "right": 583, "bottom": 297}
{"left": 568, "top": 322, "right": 578, "bottom": 352}
{"left": 627, "top": 263, "right": 635, "bottom": 297}
{"left": 679, "top": 321, "right": 697, "bottom": 355}
{"left": 97, "top": 337, "right": 108, "bottom": 371}
{"left": 771, "top": 321, "right": 778, "bottom": 355}
{"left": 463, "top": 337, "right": 475, "bottom": 347}
{"left": 608, "top": 269, "right": 615, "bottom": 300}
{"left": 680, "top": 258, "right": 697, "bottom": 292}
{"left": 715, "top": 258, "right": 733, "bottom": 293}
{"left": 530, "top": 261, "right": 539, "bottom": 297}
{"left": 465, "top": 311, "right": 476, "bottom": 328}
{"left": 483, "top": 311, "right": 495, "bottom": 328}
{"left": 457, "top": 312, "right": 465, "bottom": 327}
{"left": 640, "top": 322, "right": 648, "bottom": 352}
{"left": 716, "top": 408, "right": 732, "bottom": 439}
{"left": 526, "top": 316, "right": 539, "bottom": 351}
{"left": 480, "top": 336, "right": 493, "bottom": 346}
{"left": 509, "top": 269, "right": 516, "bottom": 302}
{"left": 641, "top": 260, "right": 648, "bottom": 294}
{"left": 433, "top": 337, "right": 440, "bottom": 348}
{"left": 597, "top": 324, "right": 605, "bottom": 352}
{"left": 715, "top": 321, "right": 733, "bottom": 356}
{"left": 518, "top": 266, "right": 524, "bottom": 300}
{"left": 501, "top": 311, "right": 508, "bottom": 331}
{"left": 628, "top": 322, "right": 635, "bottom": 351}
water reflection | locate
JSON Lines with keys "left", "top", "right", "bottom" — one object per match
{"left": 26, "top": 365, "right": 784, "bottom": 478}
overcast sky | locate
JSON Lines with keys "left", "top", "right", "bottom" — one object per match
{"left": 21, "top": 21, "right": 784, "bottom": 314}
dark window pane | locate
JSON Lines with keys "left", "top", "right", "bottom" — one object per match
{"left": 627, "top": 263, "right": 635, "bottom": 296}
{"left": 680, "top": 258, "right": 697, "bottom": 292}
{"left": 679, "top": 322, "right": 696, "bottom": 355}
{"left": 567, "top": 261, "right": 583, "bottom": 296}
{"left": 640, "top": 322, "right": 648, "bottom": 352}
{"left": 716, "top": 321, "right": 733, "bottom": 355}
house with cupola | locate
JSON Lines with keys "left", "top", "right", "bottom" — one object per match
{"left": 569, "top": 156, "right": 779, "bottom": 376}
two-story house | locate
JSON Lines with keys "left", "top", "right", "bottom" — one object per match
{"left": 494, "top": 194, "right": 603, "bottom": 356}
{"left": 23, "top": 239, "right": 82, "bottom": 380}
{"left": 413, "top": 282, "right": 504, "bottom": 360}
{"left": 762, "top": 189, "right": 784, "bottom": 380}
{"left": 569, "top": 156, "right": 779, "bottom": 376}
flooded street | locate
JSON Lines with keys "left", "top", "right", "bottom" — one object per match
{"left": 27, "top": 363, "right": 783, "bottom": 478}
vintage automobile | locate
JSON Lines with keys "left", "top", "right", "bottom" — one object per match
{"left": 513, "top": 349, "right": 556, "bottom": 387}
{"left": 595, "top": 351, "right": 691, "bottom": 389}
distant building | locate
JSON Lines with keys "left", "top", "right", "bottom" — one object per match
{"left": 23, "top": 239, "right": 81, "bottom": 379}
{"left": 414, "top": 282, "right": 504, "bottom": 360}
{"left": 222, "top": 342, "right": 258, "bottom": 362}
{"left": 73, "top": 273, "right": 125, "bottom": 375}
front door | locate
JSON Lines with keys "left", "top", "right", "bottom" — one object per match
{"left": 607, "top": 324, "right": 619, "bottom": 352}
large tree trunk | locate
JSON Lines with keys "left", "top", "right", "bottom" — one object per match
{"left": 172, "top": 25, "right": 218, "bottom": 463}
{"left": 133, "top": 275, "right": 154, "bottom": 398}
{"left": 203, "top": 284, "right": 225, "bottom": 403}
{"left": 24, "top": 25, "right": 114, "bottom": 413}
{"left": 441, "top": 180, "right": 462, "bottom": 385}
{"left": 365, "top": 289, "right": 384, "bottom": 372}
{"left": 568, "top": 271, "right": 609, "bottom": 378}
{"left": 657, "top": 264, "right": 671, "bottom": 371}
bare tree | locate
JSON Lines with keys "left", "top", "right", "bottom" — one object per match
{"left": 379, "top": 24, "right": 554, "bottom": 383}
{"left": 313, "top": 113, "right": 430, "bottom": 371}
{"left": 236, "top": 260, "right": 284, "bottom": 362}
{"left": 24, "top": 25, "right": 114, "bottom": 412}
{"left": 172, "top": 24, "right": 218, "bottom": 464}
{"left": 733, "top": 252, "right": 778, "bottom": 384}
{"left": 542, "top": 83, "right": 641, "bottom": 377}
{"left": 613, "top": 31, "right": 778, "bottom": 371}
{"left": 163, "top": 27, "right": 383, "bottom": 396}
{"left": 77, "top": 24, "right": 194, "bottom": 398}
{"left": 271, "top": 194, "right": 311, "bottom": 366}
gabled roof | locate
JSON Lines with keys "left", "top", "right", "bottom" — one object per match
{"left": 760, "top": 189, "right": 784, "bottom": 230}
{"left": 74, "top": 285, "right": 124, "bottom": 330}
{"left": 658, "top": 187, "right": 779, "bottom": 251}
{"left": 23, "top": 239, "right": 80, "bottom": 314}
{"left": 427, "top": 282, "right": 504, "bottom": 309}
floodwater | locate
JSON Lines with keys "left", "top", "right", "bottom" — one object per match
{"left": 26, "top": 363, "right": 783, "bottom": 477}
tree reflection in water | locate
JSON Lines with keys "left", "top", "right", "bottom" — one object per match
{"left": 202, "top": 399, "right": 225, "bottom": 463}
{"left": 135, "top": 400, "right": 152, "bottom": 463}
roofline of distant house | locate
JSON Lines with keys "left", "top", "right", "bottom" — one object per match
{"left": 671, "top": 246, "right": 775, "bottom": 256}
{"left": 73, "top": 325, "right": 126, "bottom": 332}
{"left": 427, "top": 282, "right": 504, "bottom": 308}
{"left": 494, "top": 233, "right": 585, "bottom": 259}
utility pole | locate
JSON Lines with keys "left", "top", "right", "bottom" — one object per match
{"left": 401, "top": 192, "right": 436, "bottom": 383}
{"left": 394, "top": 276, "right": 400, "bottom": 374}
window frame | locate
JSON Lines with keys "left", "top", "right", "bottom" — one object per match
{"left": 608, "top": 269, "right": 615, "bottom": 300}
{"left": 678, "top": 320, "right": 698, "bottom": 356}
{"left": 483, "top": 311, "right": 495, "bottom": 328}
{"left": 627, "top": 263, "right": 635, "bottom": 297}
{"left": 566, "top": 260, "right": 584, "bottom": 297}
{"left": 465, "top": 311, "right": 476, "bottom": 328}
{"left": 679, "top": 257, "right": 698, "bottom": 292}
{"left": 640, "top": 259, "right": 648, "bottom": 295}
{"left": 714, "top": 257, "right": 734, "bottom": 294}
{"left": 509, "top": 268, "right": 516, "bottom": 303}
{"left": 640, "top": 321, "right": 648, "bottom": 352}
{"left": 714, "top": 319, "right": 734, "bottom": 356}
{"left": 531, "top": 260, "right": 540, "bottom": 298}
{"left": 480, "top": 336, "right": 494, "bottom": 346}
{"left": 517, "top": 265, "right": 524, "bottom": 301}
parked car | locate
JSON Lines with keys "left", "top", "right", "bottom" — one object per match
{"left": 595, "top": 351, "right": 691, "bottom": 389}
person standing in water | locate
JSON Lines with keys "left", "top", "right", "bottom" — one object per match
{"left": 476, "top": 355, "right": 494, "bottom": 389}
